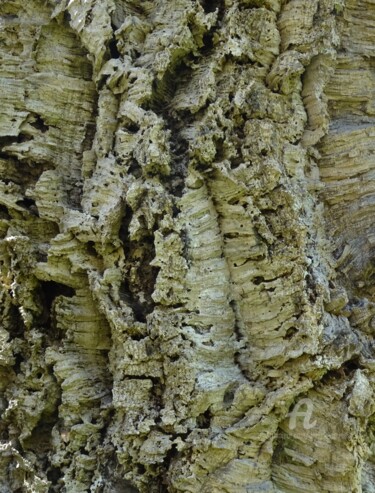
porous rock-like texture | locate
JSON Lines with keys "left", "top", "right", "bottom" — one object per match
{"left": 1, "top": 0, "right": 375, "bottom": 492}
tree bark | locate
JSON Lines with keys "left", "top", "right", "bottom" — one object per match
{"left": 0, "top": 0, "right": 374, "bottom": 492}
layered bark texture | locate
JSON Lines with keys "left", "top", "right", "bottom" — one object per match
{"left": 1, "top": 0, "right": 375, "bottom": 491}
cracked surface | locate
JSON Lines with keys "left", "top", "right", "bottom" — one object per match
{"left": 1, "top": 0, "right": 375, "bottom": 492}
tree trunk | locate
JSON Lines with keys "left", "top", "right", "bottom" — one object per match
{"left": 0, "top": 0, "right": 374, "bottom": 491}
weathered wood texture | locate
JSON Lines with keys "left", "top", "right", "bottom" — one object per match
{"left": 0, "top": 0, "right": 374, "bottom": 492}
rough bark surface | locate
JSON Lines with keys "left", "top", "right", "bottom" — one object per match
{"left": 0, "top": 0, "right": 374, "bottom": 492}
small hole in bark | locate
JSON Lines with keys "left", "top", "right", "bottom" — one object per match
{"left": 30, "top": 115, "right": 49, "bottom": 133}
{"left": 0, "top": 204, "right": 10, "bottom": 219}
{"left": 87, "top": 241, "right": 97, "bottom": 256}
{"left": 199, "top": 0, "right": 221, "bottom": 14}
{"left": 108, "top": 37, "right": 120, "bottom": 59}
{"left": 201, "top": 32, "right": 215, "bottom": 54}
{"left": 85, "top": 8, "right": 93, "bottom": 24}
{"left": 8, "top": 305, "right": 25, "bottom": 338}
{"left": 127, "top": 123, "right": 140, "bottom": 134}
{"left": 171, "top": 303, "right": 184, "bottom": 309}
{"left": 321, "top": 358, "right": 360, "bottom": 383}
{"left": 16, "top": 198, "right": 39, "bottom": 216}
{"left": 13, "top": 353, "right": 24, "bottom": 373}
{"left": 321, "top": 369, "right": 343, "bottom": 383}
{"left": 162, "top": 443, "right": 179, "bottom": 477}
{"left": 253, "top": 276, "right": 264, "bottom": 285}
{"left": 172, "top": 204, "right": 180, "bottom": 218}
{"left": 196, "top": 408, "right": 212, "bottom": 429}
{"left": 0, "top": 429, "right": 9, "bottom": 440}
{"left": 130, "top": 333, "right": 145, "bottom": 341}
{"left": 128, "top": 160, "right": 142, "bottom": 178}
{"left": 47, "top": 466, "right": 62, "bottom": 483}
{"left": 39, "top": 281, "right": 75, "bottom": 325}
{"left": 230, "top": 157, "right": 243, "bottom": 170}
{"left": 342, "top": 358, "right": 360, "bottom": 375}
{"left": 285, "top": 327, "right": 298, "bottom": 340}
{"left": 223, "top": 388, "right": 235, "bottom": 407}
{"left": 36, "top": 251, "right": 47, "bottom": 262}
{"left": 119, "top": 281, "right": 147, "bottom": 322}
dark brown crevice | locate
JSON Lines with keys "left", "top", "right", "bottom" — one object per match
{"left": 47, "top": 466, "right": 63, "bottom": 486}
{"left": 128, "top": 160, "right": 142, "bottom": 178}
{"left": 63, "top": 10, "right": 72, "bottom": 24}
{"left": 7, "top": 305, "right": 25, "bottom": 338}
{"left": 341, "top": 357, "right": 361, "bottom": 375}
{"left": 13, "top": 352, "right": 25, "bottom": 374}
{"left": 16, "top": 197, "right": 39, "bottom": 216}
{"left": 196, "top": 408, "right": 212, "bottom": 429}
{"left": 144, "top": 3, "right": 225, "bottom": 199}
{"left": 229, "top": 296, "right": 251, "bottom": 381}
{"left": 119, "top": 213, "right": 160, "bottom": 322}
{"left": 199, "top": 0, "right": 223, "bottom": 14}
{"left": 119, "top": 280, "right": 150, "bottom": 323}
{"left": 81, "top": 121, "right": 97, "bottom": 153}
{"left": 108, "top": 30, "right": 121, "bottom": 60}
{"left": 22, "top": 419, "right": 55, "bottom": 453}
{"left": 223, "top": 387, "right": 236, "bottom": 408}
{"left": 159, "top": 444, "right": 179, "bottom": 491}
{"left": 29, "top": 114, "right": 49, "bottom": 133}
{"left": 37, "top": 281, "right": 75, "bottom": 328}
{"left": 320, "top": 357, "right": 361, "bottom": 385}
{"left": 0, "top": 204, "right": 10, "bottom": 219}
{"left": 285, "top": 326, "right": 298, "bottom": 340}
{"left": 0, "top": 135, "right": 18, "bottom": 150}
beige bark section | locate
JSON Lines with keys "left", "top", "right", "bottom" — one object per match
{"left": 0, "top": 0, "right": 374, "bottom": 492}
